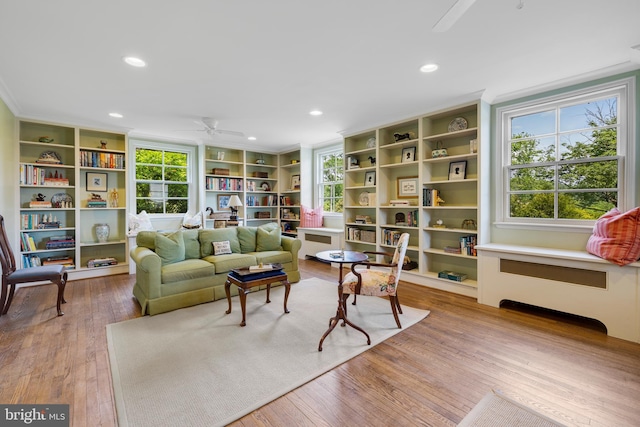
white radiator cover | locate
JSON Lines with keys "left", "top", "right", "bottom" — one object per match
{"left": 297, "top": 228, "right": 344, "bottom": 259}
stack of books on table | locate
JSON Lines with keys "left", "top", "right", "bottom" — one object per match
{"left": 87, "top": 257, "right": 118, "bottom": 268}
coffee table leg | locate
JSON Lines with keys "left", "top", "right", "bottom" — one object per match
{"left": 283, "top": 280, "right": 290, "bottom": 314}
{"left": 224, "top": 279, "right": 232, "bottom": 314}
{"left": 266, "top": 284, "right": 271, "bottom": 304}
{"left": 238, "top": 288, "right": 248, "bottom": 327}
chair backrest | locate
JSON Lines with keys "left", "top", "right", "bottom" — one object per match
{"left": 0, "top": 215, "right": 18, "bottom": 278}
{"left": 390, "top": 233, "right": 410, "bottom": 286}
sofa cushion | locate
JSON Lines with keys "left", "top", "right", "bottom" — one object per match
{"left": 161, "top": 259, "right": 216, "bottom": 284}
{"left": 202, "top": 253, "right": 257, "bottom": 273}
{"left": 256, "top": 222, "right": 282, "bottom": 252}
{"left": 586, "top": 207, "right": 640, "bottom": 266}
{"left": 182, "top": 229, "right": 201, "bottom": 259}
{"left": 155, "top": 231, "right": 185, "bottom": 265}
{"left": 213, "top": 240, "right": 232, "bottom": 255}
{"left": 252, "top": 251, "right": 292, "bottom": 265}
{"left": 237, "top": 226, "right": 258, "bottom": 253}
{"left": 199, "top": 228, "right": 240, "bottom": 257}
{"left": 136, "top": 230, "right": 157, "bottom": 250}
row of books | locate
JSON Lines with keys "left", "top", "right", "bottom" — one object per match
{"left": 396, "top": 210, "right": 419, "bottom": 227}
{"left": 206, "top": 177, "right": 243, "bottom": 191}
{"left": 79, "top": 150, "right": 125, "bottom": 169}
{"left": 422, "top": 188, "right": 442, "bottom": 206}
{"left": 45, "top": 235, "right": 76, "bottom": 250}
{"left": 21, "top": 254, "right": 42, "bottom": 268}
{"left": 245, "top": 195, "right": 278, "bottom": 207}
{"left": 21, "top": 254, "right": 75, "bottom": 269}
{"left": 20, "top": 165, "right": 69, "bottom": 186}
{"left": 381, "top": 229, "right": 403, "bottom": 246}
{"left": 346, "top": 227, "right": 376, "bottom": 243}
{"left": 20, "top": 233, "right": 38, "bottom": 252}
{"left": 21, "top": 214, "right": 61, "bottom": 230}
{"left": 460, "top": 235, "right": 477, "bottom": 256}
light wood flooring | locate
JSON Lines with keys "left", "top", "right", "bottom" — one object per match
{"left": 1, "top": 259, "right": 639, "bottom": 426}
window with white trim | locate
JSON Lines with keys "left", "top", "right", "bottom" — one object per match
{"left": 133, "top": 143, "right": 195, "bottom": 214}
{"left": 497, "top": 78, "right": 634, "bottom": 226}
{"left": 317, "top": 146, "right": 344, "bottom": 213}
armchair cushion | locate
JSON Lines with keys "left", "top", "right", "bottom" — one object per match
{"left": 343, "top": 269, "right": 398, "bottom": 296}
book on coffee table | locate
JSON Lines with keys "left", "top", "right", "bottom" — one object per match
{"left": 230, "top": 264, "right": 284, "bottom": 281}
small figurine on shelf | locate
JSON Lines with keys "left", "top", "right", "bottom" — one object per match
{"left": 108, "top": 188, "right": 119, "bottom": 207}
{"left": 100, "top": 140, "right": 108, "bottom": 149}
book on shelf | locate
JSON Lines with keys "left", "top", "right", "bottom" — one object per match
{"left": 438, "top": 270, "right": 468, "bottom": 282}
{"left": 87, "top": 257, "right": 118, "bottom": 268}
{"left": 42, "top": 256, "right": 74, "bottom": 266}
{"left": 389, "top": 199, "right": 410, "bottom": 206}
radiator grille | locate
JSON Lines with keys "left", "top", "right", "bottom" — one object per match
{"left": 305, "top": 234, "right": 332, "bottom": 244}
{"left": 500, "top": 259, "right": 606, "bottom": 289}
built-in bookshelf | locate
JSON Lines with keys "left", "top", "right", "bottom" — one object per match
{"left": 201, "top": 146, "right": 310, "bottom": 233}
{"left": 344, "top": 101, "right": 485, "bottom": 297}
{"left": 17, "top": 119, "right": 129, "bottom": 279}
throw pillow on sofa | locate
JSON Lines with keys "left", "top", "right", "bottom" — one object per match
{"left": 237, "top": 226, "right": 258, "bottom": 253}
{"left": 586, "top": 207, "right": 640, "bottom": 266}
{"left": 256, "top": 222, "right": 282, "bottom": 252}
{"left": 213, "top": 240, "right": 232, "bottom": 255}
{"left": 155, "top": 231, "right": 185, "bottom": 265}
{"left": 199, "top": 228, "right": 241, "bottom": 257}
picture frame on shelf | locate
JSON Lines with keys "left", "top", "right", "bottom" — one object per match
{"left": 364, "top": 171, "right": 376, "bottom": 186}
{"left": 291, "top": 174, "right": 300, "bottom": 190}
{"left": 217, "top": 194, "right": 231, "bottom": 211}
{"left": 448, "top": 161, "right": 467, "bottom": 181}
{"left": 86, "top": 172, "right": 107, "bottom": 192}
{"left": 401, "top": 146, "right": 416, "bottom": 163}
{"left": 397, "top": 176, "right": 419, "bottom": 198}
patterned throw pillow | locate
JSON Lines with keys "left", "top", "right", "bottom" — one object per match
{"left": 213, "top": 240, "right": 232, "bottom": 255}
{"left": 586, "top": 207, "right": 640, "bottom": 266}
{"left": 300, "top": 205, "right": 323, "bottom": 228}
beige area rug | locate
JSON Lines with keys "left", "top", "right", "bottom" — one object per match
{"left": 107, "top": 277, "right": 429, "bottom": 427}
{"left": 458, "top": 390, "right": 567, "bottom": 426}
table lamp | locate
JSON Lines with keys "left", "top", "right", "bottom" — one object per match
{"left": 228, "top": 194, "right": 243, "bottom": 221}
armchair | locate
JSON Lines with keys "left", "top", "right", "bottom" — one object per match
{"left": 342, "top": 233, "right": 410, "bottom": 328}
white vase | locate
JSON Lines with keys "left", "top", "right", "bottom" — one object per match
{"left": 95, "top": 223, "right": 110, "bottom": 243}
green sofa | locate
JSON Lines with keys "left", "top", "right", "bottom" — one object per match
{"left": 130, "top": 223, "right": 301, "bottom": 315}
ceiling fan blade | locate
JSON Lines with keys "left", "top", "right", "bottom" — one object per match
{"left": 201, "top": 117, "right": 218, "bottom": 129}
{"left": 432, "top": 0, "right": 476, "bottom": 32}
{"left": 216, "top": 129, "right": 245, "bottom": 137}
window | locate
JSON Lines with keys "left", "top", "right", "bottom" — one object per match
{"left": 497, "top": 77, "right": 635, "bottom": 227}
{"left": 317, "top": 146, "right": 344, "bottom": 213}
{"left": 133, "top": 144, "right": 194, "bottom": 214}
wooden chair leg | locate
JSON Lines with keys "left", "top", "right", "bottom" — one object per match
{"left": 0, "top": 282, "right": 7, "bottom": 316}
{"left": 2, "top": 284, "right": 16, "bottom": 315}
{"left": 56, "top": 278, "right": 67, "bottom": 316}
{"left": 395, "top": 292, "right": 403, "bottom": 314}
{"left": 389, "top": 296, "right": 402, "bottom": 328}
{"left": 352, "top": 294, "right": 357, "bottom": 306}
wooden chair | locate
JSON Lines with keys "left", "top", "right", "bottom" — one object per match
{"left": 341, "top": 233, "right": 410, "bottom": 328}
{"left": 0, "top": 215, "right": 68, "bottom": 316}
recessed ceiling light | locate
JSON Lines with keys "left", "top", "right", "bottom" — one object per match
{"left": 123, "top": 56, "right": 146, "bottom": 67}
{"left": 420, "top": 63, "right": 439, "bottom": 73}
{"left": 109, "top": 112, "right": 123, "bottom": 118}
{"left": 248, "top": 136, "right": 257, "bottom": 141}
{"left": 309, "top": 110, "right": 323, "bottom": 116}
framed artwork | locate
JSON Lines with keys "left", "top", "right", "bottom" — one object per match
{"left": 86, "top": 172, "right": 107, "bottom": 192}
{"left": 449, "top": 161, "right": 467, "bottom": 181}
{"left": 397, "top": 176, "right": 419, "bottom": 198}
{"left": 401, "top": 146, "right": 416, "bottom": 163}
{"left": 364, "top": 171, "right": 376, "bottom": 186}
{"left": 291, "top": 174, "right": 300, "bottom": 190}
{"left": 217, "top": 194, "right": 231, "bottom": 211}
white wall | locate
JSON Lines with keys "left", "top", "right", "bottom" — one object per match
{"left": 0, "top": 97, "right": 17, "bottom": 241}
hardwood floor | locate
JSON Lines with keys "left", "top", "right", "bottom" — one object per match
{"left": 1, "top": 259, "right": 639, "bottom": 426}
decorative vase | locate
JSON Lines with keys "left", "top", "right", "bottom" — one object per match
{"left": 95, "top": 223, "right": 110, "bottom": 243}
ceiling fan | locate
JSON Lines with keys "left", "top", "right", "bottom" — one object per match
{"left": 432, "top": 0, "right": 477, "bottom": 32}
{"left": 188, "top": 117, "right": 245, "bottom": 137}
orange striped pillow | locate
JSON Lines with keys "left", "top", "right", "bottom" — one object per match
{"left": 586, "top": 207, "right": 640, "bottom": 266}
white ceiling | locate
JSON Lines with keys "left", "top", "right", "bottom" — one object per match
{"left": 1, "top": 0, "right": 639, "bottom": 152}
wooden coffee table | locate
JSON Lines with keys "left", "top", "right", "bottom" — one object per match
{"left": 225, "top": 268, "right": 290, "bottom": 326}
